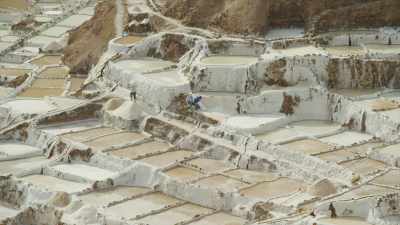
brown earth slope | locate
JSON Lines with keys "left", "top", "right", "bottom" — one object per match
{"left": 162, "top": 0, "right": 400, "bottom": 35}
{"left": 0, "top": 0, "right": 30, "bottom": 11}
{"left": 62, "top": 0, "right": 117, "bottom": 74}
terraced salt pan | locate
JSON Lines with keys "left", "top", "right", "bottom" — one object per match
{"left": 282, "top": 139, "right": 336, "bottom": 155}
{"left": 330, "top": 89, "right": 382, "bottom": 98}
{"left": 0, "top": 143, "right": 40, "bottom": 157}
{"left": 57, "top": 15, "right": 92, "bottom": 28}
{"left": 224, "top": 169, "right": 276, "bottom": 184}
{"left": 41, "top": 26, "right": 71, "bottom": 38}
{"left": 115, "top": 36, "right": 143, "bottom": 45}
{"left": 40, "top": 119, "right": 101, "bottom": 135}
{"left": 38, "top": 66, "right": 69, "bottom": 79}
{"left": 70, "top": 77, "right": 85, "bottom": 91}
{"left": 104, "top": 193, "right": 182, "bottom": 220}
{"left": 110, "top": 141, "right": 171, "bottom": 160}
{"left": 78, "top": 7, "right": 95, "bottom": 16}
{"left": 324, "top": 46, "right": 365, "bottom": 56}
{"left": 0, "top": 68, "right": 30, "bottom": 77}
{"left": 135, "top": 204, "right": 213, "bottom": 225}
{"left": 164, "top": 166, "right": 203, "bottom": 181}
{"left": 223, "top": 114, "right": 286, "bottom": 133}
{"left": 268, "top": 46, "right": 325, "bottom": 57}
{"left": 113, "top": 58, "right": 175, "bottom": 73}
{"left": 0, "top": 42, "right": 14, "bottom": 52}
{"left": 290, "top": 120, "right": 342, "bottom": 137}
{"left": 335, "top": 185, "right": 396, "bottom": 201}
{"left": 319, "top": 131, "right": 374, "bottom": 147}
{"left": 318, "top": 217, "right": 371, "bottom": 225}
{"left": 1, "top": 99, "right": 56, "bottom": 115}
{"left": 20, "top": 175, "right": 90, "bottom": 193}
{"left": 145, "top": 70, "right": 188, "bottom": 86}
{"left": 257, "top": 120, "right": 342, "bottom": 142}
{"left": 200, "top": 56, "right": 258, "bottom": 65}
{"left": 194, "top": 175, "right": 247, "bottom": 192}
{"left": 0, "top": 156, "right": 50, "bottom": 175}
{"left": 381, "top": 108, "right": 400, "bottom": 123}
{"left": 61, "top": 127, "right": 118, "bottom": 142}
{"left": 83, "top": 132, "right": 147, "bottom": 151}
{"left": 27, "top": 36, "right": 60, "bottom": 47}
{"left": 340, "top": 158, "right": 387, "bottom": 176}
{"left": 18, "top": 87, "right": 64, "bottom": 98}
{"left": 240, "top": 178, "right": 305, "bottom": 199}
{"left": 188, "top": 212, "right": 246, "bottom": 225}
{"left": 30, "top": 78, "right": 65, "bottom": 88}
{"left": 345, "top": 142, "right": 384, "bottom": 156}
{"left": 140, "top": 150, "right": 193, "bottom": 168}
{"left": 365, "top": 44, "right": 400, "bottom": 54}
{"left": 62, "top": 127, "right": 119, "bottom": 142}
{"left": 78, "top": 186, "right": 150, "bottom": 207}
{"left": 30, "top": 55, "right": 62, "bottom": 66}
{"left": 51, "top": 164, "right": 117, "bottom": 181}
{"left": 371, "top": 170, "right": 400, "bottom": 187}
{"left": 0, "top": 203, "right": 19, "bottom": 220}
{"left": 186, "top": 158, "right": 232, "bottom": 173}
{"left": 317, "top": 150, "right": 356, "bottom": 163}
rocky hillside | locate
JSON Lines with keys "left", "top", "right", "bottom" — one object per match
{"left": 62, "top": 0, "right": 117, "bottom": 74}
{"left": 161, "top": 0, "right": 400, "bottom": 35}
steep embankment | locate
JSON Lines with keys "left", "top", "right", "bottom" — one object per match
{"left": 162, "top": 0, "right": 400, "bottom": 35}
{"left": 62, "top": 0, "right": 117, "bottom": 74}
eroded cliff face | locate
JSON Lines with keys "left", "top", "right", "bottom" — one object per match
{"left": 162, "top": 0, "right": 400, "bottom": 35}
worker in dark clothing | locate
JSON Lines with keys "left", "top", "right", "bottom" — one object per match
{"left": 130, "top": 91, "right": 136, "bottom": 102}
{"left": 186, "top": 94, "right": 202, "bottom": 110}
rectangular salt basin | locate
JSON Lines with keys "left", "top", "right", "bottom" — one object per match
{"left": 70, "top": 77, "right": 85, "bottom": 91}
{"left": 30, "top": 55, "right": 62, "bottom": 66}
{"left": 84, "top": 132, "right": 147, "bottom": 151}
{"left": 187, "top": 158, "right": 232, "bottom": 173}
{"left": 0, "top": 68, "right": 31, "bottom": 77}
{"left": 224, "top": 169, "right": 276, "bottom": 184}
{"left": 0, "top": 157, "right": 50, "bottom": 175}
{"left": 189, "top": 212, "right": 246, "bottom": 225}
{"left": 27, "top": 36, "right": 59, "bottom": 47}
{"left": 317, "top": 150, "right": 356, "bottom": 163}
{"left": 319, "top": 131, "right": 374, "bottom": 147}
{"left": 240, "top": 178, "right": 305, "bottom": 199}
{"left": 318, "top": 217, "right": 371, "bottom": 225}
{"left": 20, "top": 175, "right": 90, "bottom": 193}
{"left": 61, "top": 127, "right": 118, "bottom": 142}
{"left": 18, "top": 87, "right": 64, "bottom": 98}
{"left": 0, "top": 143, "right": 41, "bottom": 157}
{"left": 140, "top": 150, "right": 193, "bottom": 168}
{"left": 104, "top": 192, "right": 182, "bottom": 220}
{"left": 334, "top": 185, "right": 396, "bottom": 201}
{"left": 135, "top": 203, "right": 213, "bottom": 225}
{"left": 164, "top": 166, "right": 203, "bottom": 182}
{"left": 40, "top": 119, "right": 101, "bottom": 135}
{"left": 281, "top": 139, "right": 335, "bottom": 155}
{"left": 371, "top": 170, "right": 400, "bottom": 187}
{"left": 57, "top": 15, "right": 92, "bottom": 28}
{"left": 340, "top": 158, "right": 387, "bottom": 176}
{"left": 289, "top": 120, "right": 342, "bottom": 137}
{"left": 41, "top": 26, "right": 71, "bottom": 37}
{"left": 38, "top": 67, "right": 69, "bottom": 79}
{"left": 110, "top": 141, "right": 171, "bottom": 160}
{"left": 0, "top": 203, "right": 20, "bottom": 220}
{"left": 31, "top": 79, "right": 65, "bottom": 88}
{"left": 255, "top": 128, "right": 299, "bottom": 143}
{"left": 78, "top": 186, "right": 150, "bottom": 207}
{"left": 51, "top": 164, "right": 117, "bottom": 181}
{"left": 194, "top": 175, "right": 247, "bottom": 192}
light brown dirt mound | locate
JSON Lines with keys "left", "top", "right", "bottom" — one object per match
{"left": 162, "top": 0, "right": 400, "bottom": 35}
{"left": 62, "top": 0, "right": 117, "bottom": 74}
